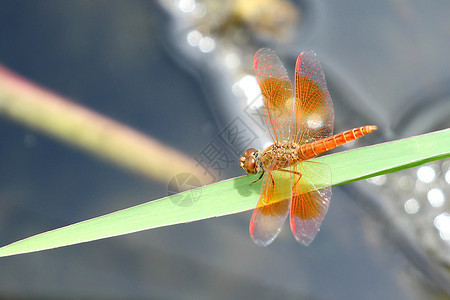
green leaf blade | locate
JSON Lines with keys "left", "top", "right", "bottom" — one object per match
{"left": 0, "top": 128, "right": 448, "bottom": 257}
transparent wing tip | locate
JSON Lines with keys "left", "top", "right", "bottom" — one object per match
{"left": 290, "top": 217, "right": 321, "bottom": 246}
{"left": 292, "top": 229, "right": 317, "bottom": 246}
{"left": 249, "top": 220, "right": 282, "bottom": 247}
{"left": 251, "top": 236, "right": 276, "bottom": 247}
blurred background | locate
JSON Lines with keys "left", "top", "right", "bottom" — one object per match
{"left": 0, "top": 0, "right": 449, "bottom": 299}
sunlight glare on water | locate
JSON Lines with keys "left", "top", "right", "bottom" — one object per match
{"left": 187, "top": 30, "right": 202, "bottom": 47}
{"left": 434, "top": 213, "right": 450, "bottom": 242}
{"left": 178, "top": 0, "right": 195, "bottom": 13}
{"left": 427, "top": 188, "right": 445, "bottom": 208}
{"left": 198, "top": 36, "right": 215, "bottom": 53}
{"left": 192, "top": 3, "right": 206, "bottom": 18}
{"left": 404, "top": 198, "right": 420, "bottom": 214}
{"left": 186, "top": 30, "right": 215, "bottom": 53}
{"left": 366, "top": 174, "right": 387, "bottom": 186}
{"left": 398, "top": 175, "right": 414, "bottom": 190}
{"left": 417, "top": 166, "right": 436, "bottom": 183}
{"left": 225, "top": 52, "right": 241, "bottom": 69}
{"left": 232, "top": 75, "right": 261, "bottom": 107}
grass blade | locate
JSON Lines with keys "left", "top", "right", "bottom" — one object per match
{"left": 0, "top": 128, "right": 448, "bottom": 257}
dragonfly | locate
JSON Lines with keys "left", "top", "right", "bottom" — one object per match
{"left": 240, "top": 48, "right": 377, "bottom": 246}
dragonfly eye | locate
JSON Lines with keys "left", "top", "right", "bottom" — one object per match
{"left": 242, "top": 157, "right": 257, "bottom": 174}
{"left": 241, "top": 148, "right": 260, "bottom": 174}
{"left": 244, "top": 148, "right": 258, "bottom": 157}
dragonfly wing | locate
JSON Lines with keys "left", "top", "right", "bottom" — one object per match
{"left": 289, "top": 161, "right": 331, "bottom": 245}
{"left": 294, "top": 50, "right": 334, "bottom": 144}
{"left": 249, "top": 168, "right": 291, "bottom": 246}
{"left": 254, "top": 48, "right": 295, "bottom": 144}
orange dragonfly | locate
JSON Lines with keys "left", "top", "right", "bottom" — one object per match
{"left": 240, "top": 48, "right": 377, "bottom": 246}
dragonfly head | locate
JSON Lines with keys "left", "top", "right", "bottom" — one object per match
{"left": 240, "top": 148, "right": 261, "bottom": 174}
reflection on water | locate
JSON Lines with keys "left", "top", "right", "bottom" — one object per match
{"left": 366, "top": 158, "right": 450, "bottom": 293}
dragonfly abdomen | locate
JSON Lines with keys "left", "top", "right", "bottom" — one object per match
{"left": 299, "top": 125, "right": 377, "bottom": 160}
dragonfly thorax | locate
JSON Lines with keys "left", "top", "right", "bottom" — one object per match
{"left": 260, "top": 142, "right": 301, "bottom": 170}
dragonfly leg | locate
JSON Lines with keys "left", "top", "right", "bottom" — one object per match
{"left": 250, "top": 170, "right": 265, "bottom": 185}
{"left": 269, "top": 172, "right": 275, "bottom": 186}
